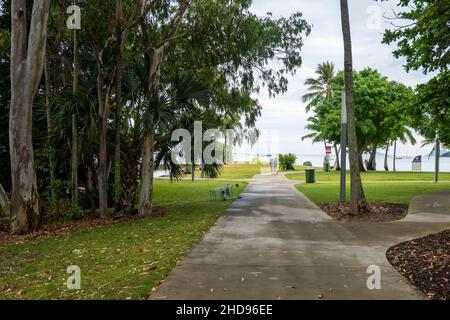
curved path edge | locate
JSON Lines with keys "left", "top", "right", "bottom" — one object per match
{"left": 150, "top": 174, "right": 450, "bottom": 300}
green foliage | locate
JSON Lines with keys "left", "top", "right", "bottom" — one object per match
{"left": 304, "top": 67, "right": 415, "bottom": 152}
{"left": 279, "top": 153, "right": 297, "bottom": 171}
{"left": 381, "top": 0, "right": 450, "bottom": 74}
{"left": 380, "top": 0, "right": 449, "bottom": 147}
{"left": 0, "top": 0, "right": 311, "bottom": 224}
{"left": 412, "top": 70, "right": 450, "bottom": 146}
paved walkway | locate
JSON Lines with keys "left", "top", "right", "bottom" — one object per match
{"left": 151, "top": 174, "right": 450, "bottom": 300}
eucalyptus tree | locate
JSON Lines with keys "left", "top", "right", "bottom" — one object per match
{"left": 9, "top": 0, "right": 51, "bottom": 234}
{"left": 137, "top": 0, "right": 311, "bottom": 215}
{"left": 137, "top": 0, "right": 191, "bottom": 216}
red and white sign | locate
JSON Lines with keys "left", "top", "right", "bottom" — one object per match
{"left": 325, "top": 146, "right": 332, "bottom": 155}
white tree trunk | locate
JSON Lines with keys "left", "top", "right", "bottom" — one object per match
{"left": 139, "top": 121, "right": 155, "bottom": 216}
{"left": 138, "top": 0, "right": 190, "bottom": 216}
{"left": 9, "top": 0, "right": 50, "bottom": 234}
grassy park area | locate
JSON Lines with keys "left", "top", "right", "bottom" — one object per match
{"left": 297, "top": 182, "right": 450, "bottom": 204}
{"left": 194, "top": 163, "right": 263, "bottom": 180}
{"left": 287, "top": 170, "right": 450, "bottom": 182}
{"left": 0, "top": 180, "right": 247, "bottom": 300}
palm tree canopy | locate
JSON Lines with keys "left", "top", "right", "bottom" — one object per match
{"left": 302, "top": 61, "right": 336, "bottom": 112}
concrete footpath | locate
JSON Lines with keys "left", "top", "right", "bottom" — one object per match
{"left": 151, "top": 174, "right": 450, "bottom": 300}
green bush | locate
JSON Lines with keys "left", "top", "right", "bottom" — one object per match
{"left": 279, "top": 153, "right": 297, "bottom": 171}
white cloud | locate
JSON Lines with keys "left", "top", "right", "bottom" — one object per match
{"left": 234, "top": 0, "right": 436, "bottom": 158}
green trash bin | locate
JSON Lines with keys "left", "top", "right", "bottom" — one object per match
{"left": 305, "top": 169, "right": 316, "bottom": 184}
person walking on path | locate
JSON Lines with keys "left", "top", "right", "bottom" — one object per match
{"left": 269, "top": 158, "right": 274, "bottom": 175}
{"left": 273, "top": 157, "right": 279, "bottom": 175}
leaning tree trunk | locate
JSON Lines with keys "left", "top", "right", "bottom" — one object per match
{"left": 340, "top": 0, "right": 369, "bottom": 215}
{"left": 384, "top": 142, "right": 390, "bottom": 172}
{"left": 359, "top": 153, "right": 367, "bottom": 173}
{"left": 334, "top": 144, "right": 341, "bottom": 171}
{"left": 9, "top": 0, "right": 51, "bottom": 234}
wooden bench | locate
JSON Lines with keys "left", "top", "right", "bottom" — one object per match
{"left": 210, "top": 185, "right": 234, "bottom": 201}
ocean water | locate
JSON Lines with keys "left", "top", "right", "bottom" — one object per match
{"left": 299, "top": 154, "right": 450, "bottom": 172}
{"left": 236, "top": 153, "right": 450, "bottom": 173}
{"left": 154, "top": 153, "right": 450, "bottom": 177}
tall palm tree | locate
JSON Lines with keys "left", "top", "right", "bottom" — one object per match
{"left": 340, "top": 0, "right": 369, "bottom": 214}
{"left": 302, "top": 61, "right": 335, "bottom": 112}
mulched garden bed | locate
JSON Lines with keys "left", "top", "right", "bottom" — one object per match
{"left": 319, "top": 203, "right": 408, "bottom": 222}
{"left": 0, "top": 207, "right": 166, "bottom": 246}
{"left": 387, "top": 230, "right": 450, "bottom": 300}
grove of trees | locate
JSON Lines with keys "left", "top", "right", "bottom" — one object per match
{"left": 303, "top": 66, "right": 416, "bottom": 173}
{"left": 0, "top": 0, "right": 311, "bottom": 234}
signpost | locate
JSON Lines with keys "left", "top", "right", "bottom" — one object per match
{"left": 340, "top": 92, "right": 347, "bottom": 204}
{"left": 412, "top": 155, "right": 422, "bottom": 172}
{"left": 435, "top": 134, "right": 440, "bottom": 184}
{"left": 324, "top": 145, "right": 332, "bottom": 173}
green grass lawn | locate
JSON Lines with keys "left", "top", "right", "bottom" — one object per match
{"left": 0, "top": 180, "right": 247, "bottom": 300}
{"left": 194, "top": 163, "right": 262, "bottom": 179}
{"left": 297, "top": 182, "right": 450, "bottom": 204}
{"left": 287, "top": 170, "right": 450, "bottom": 182}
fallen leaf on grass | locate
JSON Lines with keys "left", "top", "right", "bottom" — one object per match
{"left": 142, "top": 262, "right": 157, "bottom": 273}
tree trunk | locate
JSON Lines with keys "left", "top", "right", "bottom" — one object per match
{"left": 367, "top": 146, "right": 377, "bottom": 171}
{"left": 384, "top": 142, "right": 390, "bottom": 172}
{"left": 113, "top": 0, "right": 124, "bottom": 212}
{"left": 334, "top": 144, "right": 341, "bottom": 171}
{"left": 340, "top": 0, "right": 369, "bottom": 215}
{"left": 87, "top": 165, "right": 96, "bottom": 214}
{"left": 71, "top": 28, "right": 79, "bottom": 212}
{"left": 139, "top": 117, "right": 155, "bottom": 216}
{"left": 9, "top": 0, "right": 51, "bottom": 234}
{"left": 139, "top": 45, "right": 165, "bottom": 216}
{"left": 96, "top": 58, "right": 109, "bottom": 218}
{"left": 359, "top": 153, "right": 367, "bottom": 172}
{"left": 98, "top": 122, "right": 109, "bottom": 218}
{"left": 44, "top": 49, "right": 58, "bottom": 214}
{"left": 393, "top": 140, "right": 397, "bottom": 172}
{"left": 224, "top": 135, "right": 228, "bottom": 165}
{"left": 138, "top": 0, "right": 190, "bottom": 216}
{"left": 0, "top": 183, "right": 10, "bottom": 217}
{"left": 71, "top": 114, "right": 79, "bottom": 208}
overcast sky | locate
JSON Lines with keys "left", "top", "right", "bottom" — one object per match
{"left": 236, "top": 0, "right": 433, "bottom": 158}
